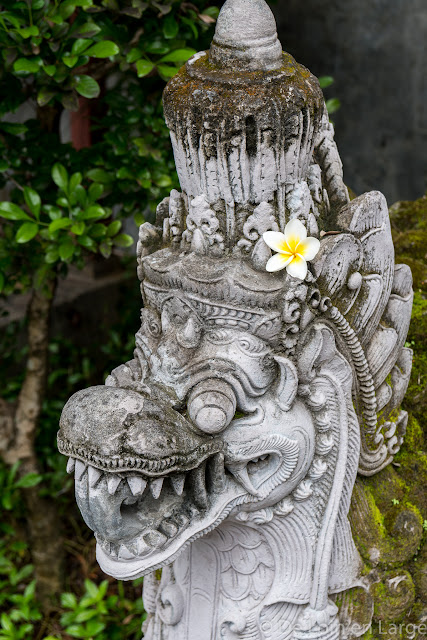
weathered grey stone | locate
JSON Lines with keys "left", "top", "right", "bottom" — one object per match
{"left": 58, "top": 1, "right": 413, "bottom": 638}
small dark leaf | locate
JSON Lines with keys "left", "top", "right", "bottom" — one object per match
{"left": 37, "top": 86, "right": 56, "bottom": 107}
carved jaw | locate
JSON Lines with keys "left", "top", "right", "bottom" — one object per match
{"left": 59, "top": 372, "right": 316, "bottom": 580}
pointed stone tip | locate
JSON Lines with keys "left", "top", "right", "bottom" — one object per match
{"left": 209, "top": 0, "right": 283, "bottom": 71}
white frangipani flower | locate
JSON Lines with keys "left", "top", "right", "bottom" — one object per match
{"left": 263, "top": 219, "right": 320, "bottom": 280}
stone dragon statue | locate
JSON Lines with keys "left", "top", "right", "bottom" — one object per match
{"left": 57, "top": 0, "right": 413, "bottom": 637}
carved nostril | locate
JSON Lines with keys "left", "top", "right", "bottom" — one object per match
{"left": 188, "top": 379, "right": 236, "bottom": 434}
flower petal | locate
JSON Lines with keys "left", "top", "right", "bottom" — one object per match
{"left": 286, "top": 255, "right": 308, "bottom": 280}
{"left": 284, "top": 218, "right": 307, "bottom": 252}
{"left": 266, "top": 252, "right": 293, "bottom": 273}
{"left": 262, "top": 231, "right": 289, "bottom": 254}
{"left": 298, "top": 236, "right": 320, "bottom": 261}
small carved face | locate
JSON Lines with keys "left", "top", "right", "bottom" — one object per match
{"left": 59, "top": 308, "right": 327, "bottom": 580}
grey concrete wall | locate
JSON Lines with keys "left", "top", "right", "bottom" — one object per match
{"left": 273, "top": 0, "right": 427, "bottom": 204}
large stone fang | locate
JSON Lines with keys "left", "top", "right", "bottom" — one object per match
{"left": 88, "top": 465, "right": 103, "bottom": 488}
{"left": 127, "top": 476, "right": 147, "bottom": 496}
{"left": 75, "top": 460, "right": 87, "bottom": 481}
{"left": 226, "top": 462, "right": 261, "bottom": 497}
{"left": 107, "top": 475, "right": 122, "bottom": 495}
{"left": 150, "top": 478, "right": 164, "bottom": 499}
{"left": 66, "top": 458, "right": 75, "bottom": 474}
{"left": 170, "top": 474, "right": 185, "bottom": 495}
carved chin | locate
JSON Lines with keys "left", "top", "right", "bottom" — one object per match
{"left": 67, "top": 452, "right": 247, "bottom": 580}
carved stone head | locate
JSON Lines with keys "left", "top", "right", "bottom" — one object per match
{"left": 58, "top": 1, "right": 413, "bottom": 637}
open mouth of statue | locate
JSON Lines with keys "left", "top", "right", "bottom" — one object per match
{"left": 66, "top": 450, "right": 230, "bottom": 567}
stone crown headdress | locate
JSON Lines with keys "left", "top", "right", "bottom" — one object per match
{"left": 136, "top": 0, "right": 413, "bottom": 477}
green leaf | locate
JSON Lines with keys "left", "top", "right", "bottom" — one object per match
{"left": 136, "top": 60, "right": 154, "bottom": 77}
{"left": 99, "top": 240, "right": 112, "bottom": 258}
{"left": 157, "top": 64, "right": 179, "bottom": 79}
{"left": 52, "top": 163, "right": 68, "bottom": 191}
{"left": 83, "top": 205, "right": 106, "bottom": 220}
{"left": 23, "top": 188, "right": 41, "bottom": 217}
{"left": 63, "top": 55, "right": 79, "bottom": 68}
{"left": 84, "top": 40, "right": 119, "bottom": 58}
{"left": 154, "top": 174, "right": 172, "bottom": 187}
{"left": 126, "top": 48, "right": 142, "bottom": 63}
{"left": 106, "top": 220, "right": 121, "bottom": 236}
{"left": 61, "top": 592, "right": 77, "bottom": 609}
{"left": 0, "top": 272, "right": 4, "bottom": 293}
{"left": 71, "top": 221, "right": 85, "bottom": 235}
{"left": 75, "top": 610, "right": 97, "bottom": 623}
{"left": 326, "top": 98, "right": 341, "bottom": 114}
{"left": 74, "top": 22, "right": 101, "bottom": 38}
{"left": 43, "top": 64, "right": 56, "bottom": 77}
{"left": 69, "top": 172, "right": 82, "bottom": 193}
{"left": 86, "top": 169, "right": 111, "bottom": 183}
{"left": 1, "top": 613, "right": 13, "bottom": 632}
{"left": 16, "top": 222, "right": 39, "bottom": 243}
{"left": 159, "top": 48, "right": 196, "bottom": 63}
{"left": 319, "top": 75, "right": 334, "bottom": 89}
{"left": 17, "top": 25, "right": 39, "bottom": 38}
{"left": 163, "top": 15, "right": 179, "bottom": 39}
{"left": 113, "top": 234, "right": 133, "bottom": 248}
{"left": 88, "top": 182, "right": 104, "bottom": 200}
{"left": 71, "top": 38, "right": 93, "bottom": 56}
{"left": 86, "top": 620, "right": 106, "bottom": 635}
{"left": 0, "top": 202, "right": 32, "bottom": 221}
{"left": 44, "top": 205, "right": 62, "bottom": 220}
{"left": 48, "top": 218, "right": 72, "bottom": 234}
{"left": 61, "top": 92, "right": 80, "bottom": 112}
{"left": 84, "top": 579, "right": 98, "bottom": 598}
{"left": 37, "top": 86, "right": 56, "bottom": 107}
{"left": 0, "top": 122, "right": 28, "bottom": 135}
{"left": 74, "top": 75, "right": 100, "bottom": 99}
{"left": 59, "top": 239, "right": 75, "bottom": 261}
{"left": 0, "top": 160, "right": 8, "bottom": 172}
{"left": 13, "top": 58, "right": 40, "bottom": 73}
{"left": 15, "top": 473, "right": 42, "bottom": 488}
{"left": 45, "top": 247, "right": 59, "bottom": 263}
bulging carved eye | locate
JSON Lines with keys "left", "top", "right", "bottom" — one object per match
{"left": 188, "top": 379, "right": 236, "bottom": 434}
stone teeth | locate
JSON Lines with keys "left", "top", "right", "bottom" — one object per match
{"left": 209, "top": 453, "right": 226, "bottom": 493}
{"left": 118, "top": 544, "right": 135, "bottom": 560}
{"left": 88, "top": 465, "right": 103, "bottom": 488}
{"left": 191, "top": 462, "right": 208, "bottom": 509}
{"left": 150, "top": 478, "right": 164, "bottom": 499}
{"left": 143, "top": 529, "right": 167, "bottom": 549}
{"left": 75, "top": 460, "right": 87, "bottom": 481}
{"left": 110, "top": 543, "right": 119, "bottom": 558}
{"left": 226, "top": 461, "right": 260, "bottom": 497}
{"left": 160, "top": 519, "right": 178, "bottom": 538}
{"left": 66, "top": 458, "right": 75, "bottom": 474}
{"left": 170, "top": 474, "right": 185, "bottom": 496}
{"left": 107, "top": 475, "right": 122, "bottom": 495}
{"left": 127, "top": 476, "right": 147, "bottom": 496}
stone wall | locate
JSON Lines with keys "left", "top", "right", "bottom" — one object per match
{"left": 273, "top": 0, "right": 427, "bottom": 204}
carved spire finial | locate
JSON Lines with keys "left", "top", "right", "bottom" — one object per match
{"left": 209, "top": 0, "right": 283, "bottom": 70}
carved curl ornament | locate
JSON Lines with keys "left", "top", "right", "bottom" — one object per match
{"left": 58, "top": 0, "right": 413, "bottom": 638}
